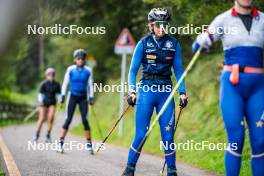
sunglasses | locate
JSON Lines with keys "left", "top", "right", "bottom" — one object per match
{"left": 76, "top": 57, "right": 85, "bottom": 61}
{"left": 152, "top": 21, "right": 170, "bottom": 28}
{"left": 47, "top": 73, "right": 55, "bottom": 77}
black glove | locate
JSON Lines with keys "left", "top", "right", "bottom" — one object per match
{"left": 179, "top": 95, "right": 188, "bottom": 109}
{"left": 89, "top": 97, "right": 94, "bottom": 106}
{"left": 127, "top": 93, "right": 136, "bottom": 107}
{"left": 60, "top": 95, "right": 65, "bottom": 104}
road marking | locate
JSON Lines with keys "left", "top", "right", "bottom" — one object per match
{"left": 0, "top": 133, "right": 21, "bottom": 176}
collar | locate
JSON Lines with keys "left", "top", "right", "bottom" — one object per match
{"left": 231, "top": 6, "right": 259, "bottom": 17}
{"left": 151, "top": 33, "right": 168, "bottom": 43}
{"left": 76, "top": 64, "right": 85, "bottom": 69}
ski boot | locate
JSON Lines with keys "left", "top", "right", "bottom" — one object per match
{"left": 167, "top": 166, "right": 177, "bottom": 176}
{"left": 121, "top": 166, "right": 135, "bottom": 176}
{"left": 86, "top": 142, "right": 94, "bottom": 155}
{"left": 33, "top": 133, "right": 39, "bottom": 142}
{"left": 56, "top": 140, "right": 64, "bottom": 153}
{"left": 45, "top": 133, "right": 52, "bottom": 143}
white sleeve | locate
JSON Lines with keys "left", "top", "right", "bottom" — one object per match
{"left": 207, "top": 14, "right": 224, "bottom": 42}
{"left": 61, "top": 68, "right": 70, "bottom": 96}
{"left": 38, "top": 93, "right": 44, "bottom": 103}
{"left": 88, "top": 68, "right": 94, "bottom": 98}
{"left": 197, "top": 14, "right": 224, "bottom": 47}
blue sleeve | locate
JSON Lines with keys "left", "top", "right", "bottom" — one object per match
{"left": 128, "top": 41, "right": 143, "bottom": 93}
{"left": 173, "top": 42, "right": 186, "bottom": 95}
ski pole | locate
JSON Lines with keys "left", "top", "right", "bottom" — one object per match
{"left": 23, "top": 107, "right": 39, "bottom": 122}
{"left": 96, "top": 105, "right": 131, "bottom": 153}
{"left": 130, "top": 48, "right": 202, "bottom": 166}
{"left": 90, "top": 106, "right": 104, "bottom": 140}
{"left": 160, "top": 107, "right": 183, "bottom": 175}
{"left": 59, "top": 103, "right": 63, "bottom": 110}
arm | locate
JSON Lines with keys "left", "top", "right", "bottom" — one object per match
{"left": 56, "top": 82, "right": 62, "bottom": 102}
{"left": 193, "top": 15, "right": 224, "bottom": 52}
{"left": 88, "top": 68, "right": 94, "bottom": 99}
{"left": 128, "top": 41, "right": 143, "bottom": 93}
{"left": 61, "top": 68, "right": 70, "bottom": 96}
{"left": 38, "top": 82, "right": 45, "bottom": 104}
{"left": 173, "top": 42, "right": 186, "bottom": 95}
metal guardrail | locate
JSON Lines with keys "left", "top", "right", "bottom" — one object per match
{"left": 0, "top": 102, "right": 37, "bottom": 121}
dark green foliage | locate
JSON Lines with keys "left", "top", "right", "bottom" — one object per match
{"left": 0, "top": 0, "right": 263, "bottom": 96}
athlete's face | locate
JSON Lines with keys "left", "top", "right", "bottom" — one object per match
{"left": 75, "top": 58, "right": 85, "bottom": 67}
{"left": 46, "top": 73, "right": 55, "bottom": 81}
{"left": 152, "top": 21, "right": 169, "bottom": 38}
{"left": 153, "top": 26, "right": 165, "bottom": 38}
{"left": 236, "top": 0, "right": 253, "bottom": 8}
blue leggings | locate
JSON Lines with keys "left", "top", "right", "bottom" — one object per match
{"left": 127, "top": 87, "right": 176, "bottom": 168}
{"left": 220, "top": 72, "right": 264, "bottom": 176}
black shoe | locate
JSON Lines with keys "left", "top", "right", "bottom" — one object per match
{"left": 56, "top": 140, "right": 64, "bottom": 153}
{"left": 86, "top": 142, "right": 94, "bottom": 155}
{"left": 33, "top": 134, "right": 39, "bottom": 142}
{"left": 167, "top": 166, "right": 177, "bottom": 176}
{"left": 45, "top": 134, "right": 51, "bottom": 143}
{"left": 121, "top": 166, "right": 135, "bottom": 176}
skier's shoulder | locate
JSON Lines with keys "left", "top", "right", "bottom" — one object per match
{"left": 40, "top": 80, "right": 48, "bottom": 87}
{"left": 141, "top": 33, "right": 152, "bottom": 40}
{"left": 53, "top": 80, "right": 61, "bottom": 87}
{"left": 213, "top": 9, "right": 232, "bottom": 23}
{"left": 258, "top": 10, "right": 264, "bottom": 18}
{"left": 84, "top": 65, "right": 92, "bottom": 73}
{"left": 39, "top": 80, "right": 48, "bottom": 92}
{"left": 140, "top": 33, "right": 152, "bottom": 43}
{"left": 66, "top": 64, "right": 77, "bottom": 73}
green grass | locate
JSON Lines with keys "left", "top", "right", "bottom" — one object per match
{"left": 0, "top": 87, "right": 38, "bottom": 106}
{"left": 0, "top": 170, "right": 5, "bottom": 176}
{"left": 72, "top": 53, "right": 251, "bottom": 176}
{"left": 0, "top": 120, "right": 26, "bottom": 127}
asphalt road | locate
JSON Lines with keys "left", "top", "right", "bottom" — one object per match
{"left": 0, "top": 111, "right": 216, "bottom": 176}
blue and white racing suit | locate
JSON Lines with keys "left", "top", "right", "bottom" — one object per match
{"left": 195, "top": 7, "right": 264, "bottom": 176}
{"left": 126, "top": 33, "right": 186, "bottom": 172}
{"left": 61, "top": 65, "right": 94, "bottom": 131}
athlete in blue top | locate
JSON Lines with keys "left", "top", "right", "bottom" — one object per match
{"left": 57, "top": 49, "right": 94, "bottom": 154}
{"left": 192, "top": 0, "right": 264, "bottom": 175}
{"left": 122, "top": 8, "right": 188, "bottom": 176}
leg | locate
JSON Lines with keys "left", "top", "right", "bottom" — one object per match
{"left": 220, "top": 74, "right": 245, "bottom": 176}
{"left": 127, "top": 104, "right": 154, "bottom": 168}
{"left": 246, "top": 81, "right": 264, "bottom": 176}
{"left": 60, "top": 95, "right": 77, "bottom": 139}
{"left": 47, "top": 105, "right": 56, "bottom": 134}
{"left": 35, "top": 106, "right": 47, "bottom": 138}
{"left": 157, "top": 95, "right": 176, "bottom": 172}
{"left": 78, "top": 97, "right": 90, "bottom": 140}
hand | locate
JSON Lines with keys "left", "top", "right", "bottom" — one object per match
{"left": 192, "top": 41, "right": 208, "bottom": 53}
{"left": 192, "top": 41, "right": 201, "bottom": 53}
{"left": 127, "top": 93, "right": 136, "bottom": 107}
{"left": 39, "top": 102, "right": 44, "bottom": 107}
{"left": 179, "top": 94, "right": 188, "bottom": 109}
{"left": 192, "top": 33, "right": 212, "bottom": 53}
{"left": 60, "top": 95, "right": 65, "bottom": 104}
{"left": 89, "top": 97, "right": 94, "bottom": 106}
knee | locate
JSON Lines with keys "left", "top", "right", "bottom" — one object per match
{"left": 38, "top": 118, "right": 45, "bottom": 124}
{"left": 134, "top": 131, "right": 147, "bottom": 144}
{"left": 251, "top": 138, "right": 264, "bottom": 155}
{"left": 227, "top": 129, "right": 245, "bottom": 153}
{"left": 63, "top": 120, "right": 70, "bottom": 130}
{"left": 162, "top": 133, "right": 174, "bottom": 144}
{"left": 48, "top": 116, "right": 54, "bottom": 123}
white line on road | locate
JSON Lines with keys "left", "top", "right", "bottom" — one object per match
{"left": 0, "top": 132, "right": 21, "bottom": 176}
